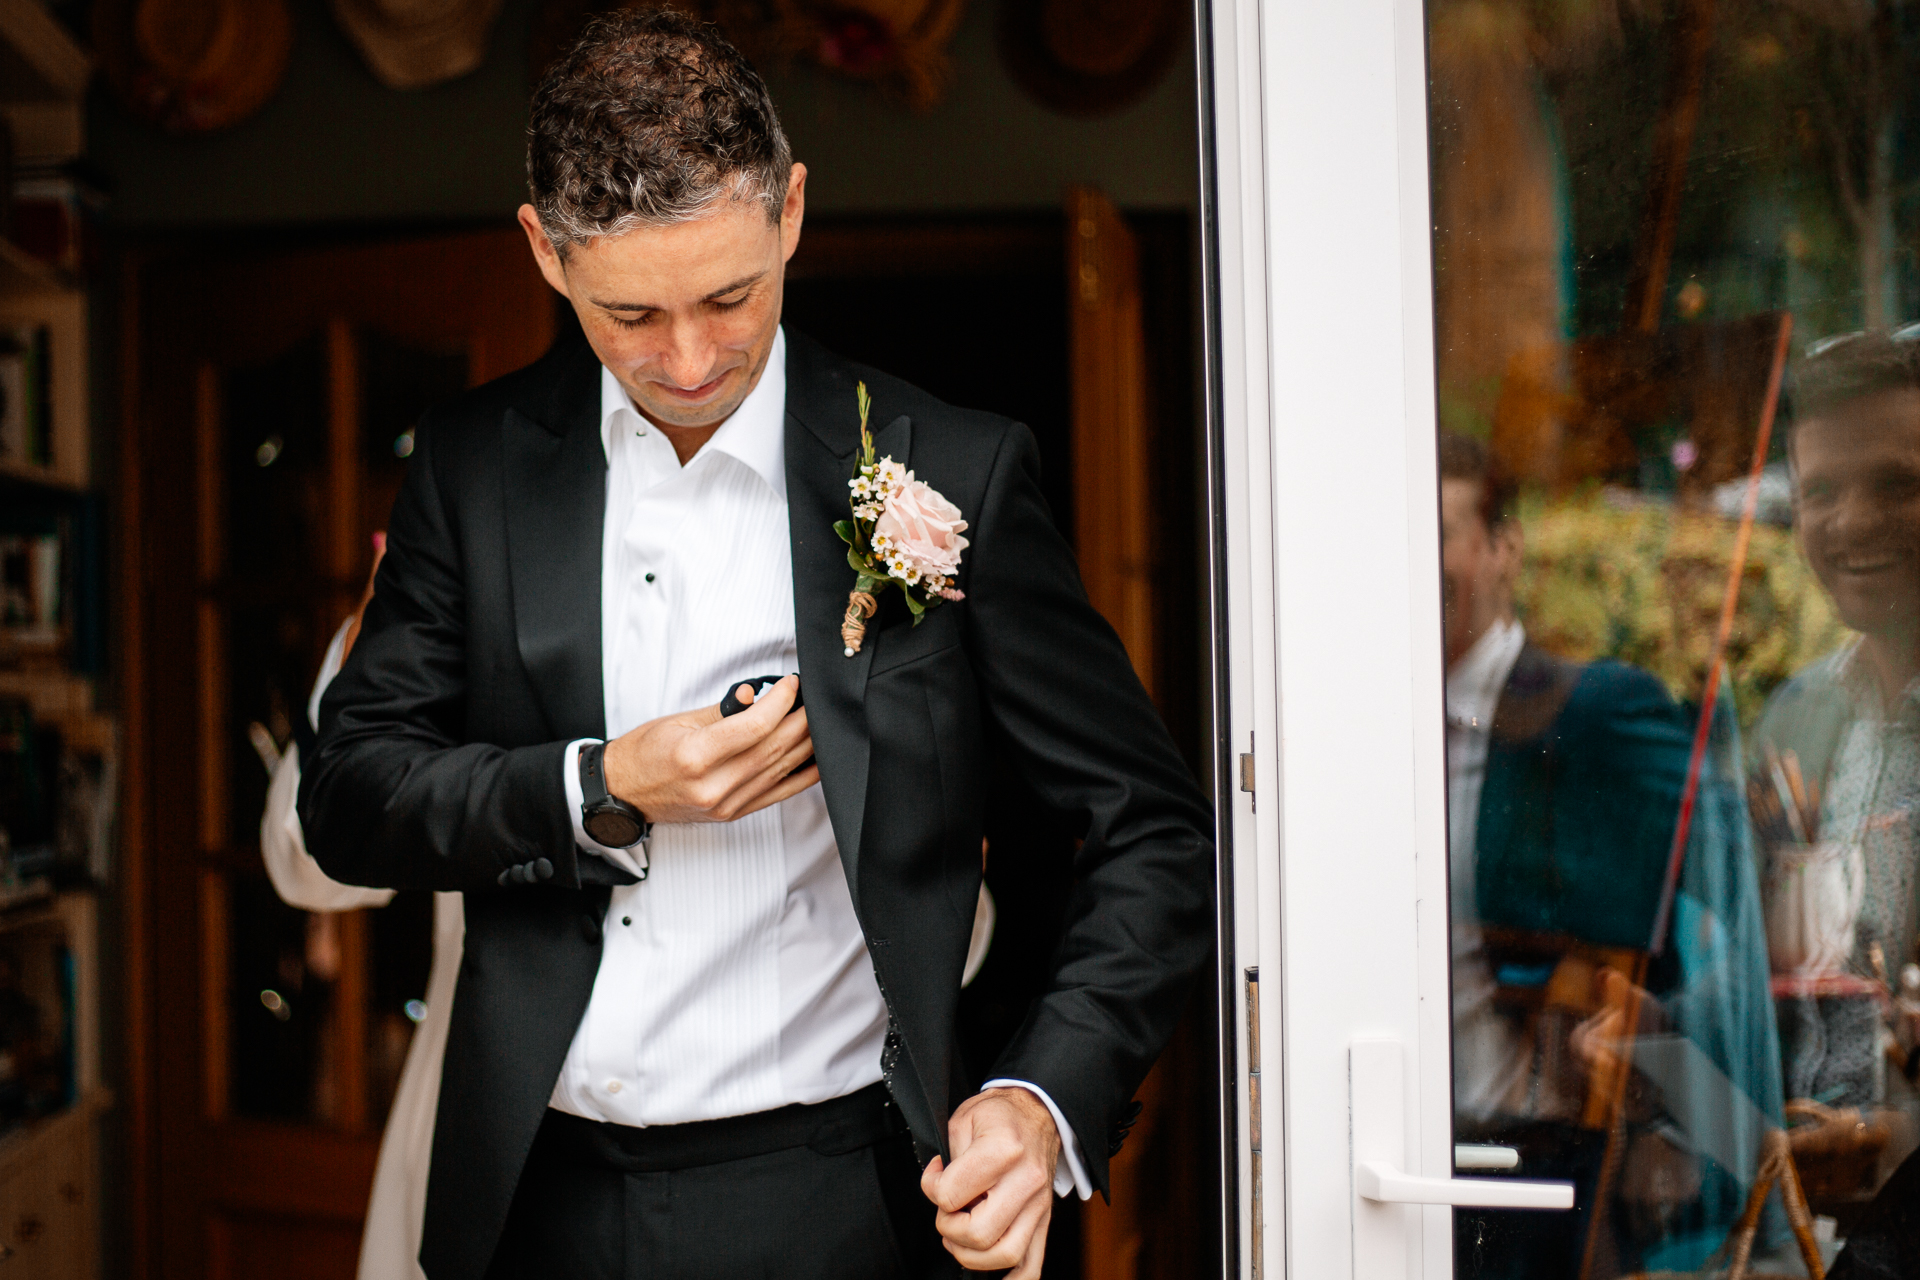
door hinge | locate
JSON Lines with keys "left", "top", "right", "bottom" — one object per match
{"left": 1239, "top": 735, "right": 1256, "bottom": 810}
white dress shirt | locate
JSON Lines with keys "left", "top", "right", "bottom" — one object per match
{"left": 1445, "top": 616, "right": 1532, "bottom": 1119}
{"left": 551, "top": 330, "right": 1087, "bottom": 1194}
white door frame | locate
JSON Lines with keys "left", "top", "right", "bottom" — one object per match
{"left": 1198, "top": 0, "right": 1457, "bottom": 1274}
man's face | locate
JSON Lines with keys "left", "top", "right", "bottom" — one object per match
{"left": 1793, "top": 388, "right": 1920, "bottom": 639}
{"left": 1440, "top": 476, "right": 1521, "bottom": 668}
{"left": 519, "top": 163, "right": 806, "bottom": 433}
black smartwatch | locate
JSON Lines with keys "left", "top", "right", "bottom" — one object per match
{"left": 579, "top": 742, "right": 649, "bottom": 850}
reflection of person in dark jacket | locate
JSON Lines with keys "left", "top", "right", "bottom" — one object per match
{"left": 1439, "top": 434, "right": 1782, "bottom": 1278}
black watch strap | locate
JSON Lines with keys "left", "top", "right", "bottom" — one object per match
{"left": 579, "top": 742, "right": 650, "bottom": 852}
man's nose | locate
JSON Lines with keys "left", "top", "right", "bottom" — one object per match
{"left": 658, "top": 321, "right": 716, "bottom": 388}
{"left": 1829, "top": 489, "right": 1888, "bottom": 540}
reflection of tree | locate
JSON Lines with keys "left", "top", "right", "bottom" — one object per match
{"left": 1768, "top": 0, "right": 1907, "bottom": 327}
{"left": 1515, "top": 491, "right": 1847, "bottom": 725}
{"left": 1428, "top": 0, "right": 1575, "bottom": 457}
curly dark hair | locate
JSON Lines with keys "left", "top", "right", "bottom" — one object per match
{"left": 1438, "top": 431, "right": 1518, "bottom": 530}
{"left": 527, "top": 7, "right": 792, "bottom": 252}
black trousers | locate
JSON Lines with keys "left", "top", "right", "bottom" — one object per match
{"left": 483, "top": 1084, "right": 962, "bottom": 1280}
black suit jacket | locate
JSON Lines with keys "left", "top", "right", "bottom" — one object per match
{"left": 299, "top": 329, "right": 1213, "bottom": 1280}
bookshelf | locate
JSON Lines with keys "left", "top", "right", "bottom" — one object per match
{"left": 0, "top": 4, "right": 101, "bottom": 1277}
{"left": 1, "top": 0, "right": 89, "bottom": 492}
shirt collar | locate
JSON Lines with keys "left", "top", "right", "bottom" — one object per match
{"left": 597, "top": 326, "right": 788, "bottom": 500}
{"left": 1446, "top": 617, "right": 1526, "bottom": 730}
{"left": 1831, "top": 634, "right": 1920, "bottom": 720}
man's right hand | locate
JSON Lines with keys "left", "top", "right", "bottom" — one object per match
{"left": 601, "top": 674, "right": 818, "bottom": 826}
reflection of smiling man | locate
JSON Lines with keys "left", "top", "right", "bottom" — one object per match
{"left": 1755, "top": 332, "right": 1920, "bottom": 1115}
{"left": 300, "top": 11, "right": 1211, "bottom": 1280}
{"left": 1792, "top": 360, "right": 1920, "bottom": 704}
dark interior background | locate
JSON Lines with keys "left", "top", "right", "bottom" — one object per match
{"left": 52, "top": 0, "right": 1217, "bottom": 1276}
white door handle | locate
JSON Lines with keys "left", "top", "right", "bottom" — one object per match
{"left": 1350, "top": 1038, "right": 1574, "bottom": 1278}
{"left": 1356, "top": 1158, "right": 1573, "bottom": 1209}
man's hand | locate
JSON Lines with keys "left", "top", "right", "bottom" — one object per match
{"left": 1572, "top": 966, "right": 1638, "bottom": 1078}
{"left": 601, "top": 674, "right": 818, "bottom": 825}
{"left": 920, "top": 1087, "right": 1061, "bottom": 1278}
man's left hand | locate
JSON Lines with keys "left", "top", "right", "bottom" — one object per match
{"left": 920, "top": 1087, "right": 1060, "bottom": 1277}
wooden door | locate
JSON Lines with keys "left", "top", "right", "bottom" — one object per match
{"left": 119, "top": 228, "right": 555, "bottom": 1280}
{"left": 1065, "top": 187, "right": 1218, "bottom": 1280}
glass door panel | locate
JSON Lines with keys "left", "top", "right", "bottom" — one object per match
{"left": 208, "top": 325, "right": 464, "bottom": 1132}
{"left": 1424, "top": 2, "right": 1920, "bottom": 1275}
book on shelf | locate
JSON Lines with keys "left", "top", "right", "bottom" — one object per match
{"left": 0, "top": 532, "right": 61, "bottom": 641}
{"left": 0, "top": 916, "right": 79, "bottom": 1137}
{"left": 11, "top": 166, "right": 106, "bottom": 279}
{"left": 0, "top": 324, "right": 53, "bottom": 469}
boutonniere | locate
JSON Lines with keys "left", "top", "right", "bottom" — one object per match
{"left": 834, "top": 382, "right": 969, "bottom": 657}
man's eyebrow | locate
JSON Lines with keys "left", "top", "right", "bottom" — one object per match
{"left": 589, "top": 272, "right": 766, "bottom": 314}
{"left": 702, "top": 271, "right": 765, "bottom": 301}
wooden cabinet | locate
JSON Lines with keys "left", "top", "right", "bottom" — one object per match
{"left": 0, "top": 1102, "right": 99, "bottom": 1279}
{"left": 122, "top": 227, "right": 554, "bottom": 1280}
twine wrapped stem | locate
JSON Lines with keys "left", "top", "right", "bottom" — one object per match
{"left": 842, "top": 589, "right": 879, "bottom": 656}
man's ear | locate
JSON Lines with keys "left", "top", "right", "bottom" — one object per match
{"left": 518, "top": 204, "right": 571, "bottom": 299}
{"left": 780, "top": 163, "right": 807, "bottom": 264}
{"left": 1494, "top": 518, "right": 1525, "bottom": 585}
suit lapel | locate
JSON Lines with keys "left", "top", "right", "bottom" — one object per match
{"left": 784, "top": 333, "right": 911, "bottom": 898}
{"left": 502, "top": 349, "right": 607, "bottom": 742}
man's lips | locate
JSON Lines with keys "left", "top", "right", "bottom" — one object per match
{"left": 1829, "top": 550, "right": 1910, "bottom": 575}
{"left": 652, "top": 372, "right": 732, "bottom": 403}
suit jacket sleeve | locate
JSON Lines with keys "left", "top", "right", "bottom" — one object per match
{"left": 297, "top": 419, "right": 581, "bottom": 893}
{"left": 963, "top": 422, "right": 1214, "bottom": 1194}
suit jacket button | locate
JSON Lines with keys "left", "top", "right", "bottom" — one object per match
{"left": 581, "top": 915, "right": 602, "bottom": 944}
{"left": 533, "top": 857, "right": 554, "bottom": 881}
{"left": 510, "top": 863, "right": 529, "bottom": 884}
{"left": 496, "top": 868, "right": 511, "bottom": 887}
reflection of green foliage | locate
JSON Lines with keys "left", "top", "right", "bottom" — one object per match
{"left": 1514, "top": 490, "right": 1848, "bottom": 724}
{"left": 1438, "top": 377, "right": 1501, "bottom": 440}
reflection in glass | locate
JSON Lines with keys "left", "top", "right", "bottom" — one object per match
{"left": 1428, "top": 2, "right": 1920, "bottom": 1275}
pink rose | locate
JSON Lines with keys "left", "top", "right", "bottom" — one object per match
{"left": 876, "top": 472, "right": 969, "bottom": 582}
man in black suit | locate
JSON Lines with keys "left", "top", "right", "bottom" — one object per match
{"left": 298, "top": 10, "right": 1211, "bottom": 1280}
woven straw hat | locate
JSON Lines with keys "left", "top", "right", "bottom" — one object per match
{"left": 94, "top": 0, "right": 294, "bottom": 134}
{"left": 332, "top": 0, "right": 506, "bottom": 90}
{"left": 997, "top": 0, "right": 1184, "bottom": 118}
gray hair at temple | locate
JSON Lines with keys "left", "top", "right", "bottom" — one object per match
{"left": 526, "top": 8, "right": 793, "bottom": 254}
{"left": 1791, "top": 327, "right": 1920, "bottom": 425}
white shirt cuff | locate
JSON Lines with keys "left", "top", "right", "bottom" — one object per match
{"left": 982, "top": 1078, "right": 1092, "bottom": 1200}
{"left": 562, "top": 739, "right": 650, "bottom": 880}
{"left": 306, "top": 619, "right": 354, "bottom": 730}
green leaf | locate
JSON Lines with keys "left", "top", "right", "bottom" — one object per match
{"left": 856, "top": 574, "right": 886, "bottom": 595}
{"left": 856, "top": 382, "right": 875, "bottom": 466}
{"left": 848, "top": 548, "right": 880, "bottom": 577}
{"left": 833, "top": 520, "right": 855, "bottom": 545}
{"left": 903, "top": 591, "right": 926, "bottom": 618}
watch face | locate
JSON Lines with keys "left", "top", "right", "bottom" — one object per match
{"left": 585, "top": 806, "right": 644, "bottom": 849}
